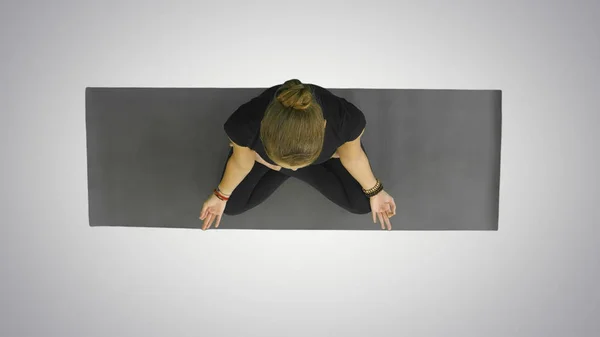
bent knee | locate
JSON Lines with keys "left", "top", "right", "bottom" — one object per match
{"left": 349, "top": 204, "right": 371, "bottom": 215}
{"left": 223, "top": 208, "right": 242, "bottom": 216}
{"left": 223, "top": 204, "right": 247, "bottom": 216}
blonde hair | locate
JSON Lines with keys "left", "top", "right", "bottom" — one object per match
{"left": 260, "top": 79, "right": 325, "bottom": 167}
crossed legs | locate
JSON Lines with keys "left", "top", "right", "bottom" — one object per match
{"left": 220, "top": 146, "right": 371, "bottom": 216}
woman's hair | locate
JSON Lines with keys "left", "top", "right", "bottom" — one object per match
{"left": 260, "top": 79, "right": 325, "bottom": 167}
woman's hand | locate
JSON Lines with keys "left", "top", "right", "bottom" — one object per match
{"left": 369, "top": 189, "right": 396, "bottom": 230}
{"left": 199, "top": 193, "right": 227, "bottom": 230}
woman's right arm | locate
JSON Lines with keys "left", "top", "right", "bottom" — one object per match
{"left": 218, "top": 140, "right": 256, "bottom": 195}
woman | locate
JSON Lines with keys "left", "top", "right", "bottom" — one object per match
{"left": 199, "top": 79, "right": 396, "bottom": 230}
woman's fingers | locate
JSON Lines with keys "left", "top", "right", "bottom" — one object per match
{"left": 377, "top": 212, "right": 385, "bottom": 230}
{"left": 385, "top": 204, "right": 394, "bottom": 218}
{"left": 375, "top": 209, "right": 392, "bottom": 231}
{"left": 203, "top": 213, "right": 213, "bottom": 230}
{"left": 201, "top": 205, "right": 224, "bottom": 230}
{"left": 383, "top": 212, "right": 392, "bottom": 230}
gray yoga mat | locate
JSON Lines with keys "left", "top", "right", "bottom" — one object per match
{"left": 85, "top": 86, "right": 502, "bottom": 230}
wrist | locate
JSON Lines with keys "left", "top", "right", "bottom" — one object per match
{"left": 363, "top": 179, "right": 383, "bottom": 198}
{"left": 217, "top": 185, "right": 231, "bottom": 196}
{"left": 215, "top": 186, "right": 230, "bottom": 201}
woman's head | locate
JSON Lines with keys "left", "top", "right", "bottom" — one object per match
{"left": 260, "top": 79, "right": 326, "bottom": 170}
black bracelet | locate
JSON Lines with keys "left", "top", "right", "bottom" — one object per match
{"left": 363, "top": 179, "right": 384, "bottom": 198}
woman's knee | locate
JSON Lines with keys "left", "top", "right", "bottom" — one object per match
{"left": 355, "top": 196, "right": 372, "bottom": 214}
{"left": 223, "top": 201, "right": 248, "bottom": 216}
{"left": 348, "top": 202, "right": 371, "bottom": 215}
{"left": 223, "top": 207, "right": 248, "bottom": 216}
{"left": 350, "top": 208, "right": 371, "bottom": 215}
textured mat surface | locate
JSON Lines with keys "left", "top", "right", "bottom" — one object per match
{"left": 85, "top": 87, "right": 502, "bottom": 230}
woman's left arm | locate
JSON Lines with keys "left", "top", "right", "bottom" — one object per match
{"left": 339, "top": 152, "right": 378, "bottom": 191}
{"left": 335, "top": 128, "right": 378, "bottom": 190}
{"left": 337, "top": 128, "right": 396, "bottom": 229}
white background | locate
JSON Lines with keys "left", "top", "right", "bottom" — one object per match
{"left": 1, "top": 0, "right": 599, "bottom": 336}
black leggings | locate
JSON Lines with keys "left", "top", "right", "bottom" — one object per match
{"left": 219, "top": 143, "right": 372, "bottom": 216}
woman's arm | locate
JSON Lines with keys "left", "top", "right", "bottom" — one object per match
{"left": 218, "top": 152, "right": 255, "bottom": 195}
{"left": 230, "top": 141, "right": 282, "bottom": 171}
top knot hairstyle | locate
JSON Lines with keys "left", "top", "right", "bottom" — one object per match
{"left": 260, "top": 79, "right": 326, "bottom": 167}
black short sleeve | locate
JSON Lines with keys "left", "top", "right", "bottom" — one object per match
{"left": 311, "top": 84, "right": 367, "bottom": 143}
{"left": 223, "top": 97, "right": 260, "bottom": 148}
{"left": 223, "top": 86, "right": 278, "bottom": 148}
{"left": 336, "top": 97, "right": 367, "bottom": 142}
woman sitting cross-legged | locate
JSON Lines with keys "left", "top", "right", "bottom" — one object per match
{"left": 200, "top": 79, "right": 396, "bottom": 230}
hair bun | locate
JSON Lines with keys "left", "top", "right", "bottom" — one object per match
{"left": 277, "top": 79, "right": 313, "bottom": 110}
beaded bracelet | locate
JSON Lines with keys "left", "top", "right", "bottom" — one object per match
{"left": 363, "top": 179, "right": 384, "bottom": 198}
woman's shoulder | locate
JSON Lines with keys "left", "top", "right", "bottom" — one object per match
{"left": 308, "top": 84, "right": 345, "bottom": 116}
{"left": 309, "top": 83, "right": 367, "bottom": 142}
{"left": 307, "top": 83, "right": 345, "bottom": 111}
{"left": 223, "top": 86, "right": 279, "bottom": 148}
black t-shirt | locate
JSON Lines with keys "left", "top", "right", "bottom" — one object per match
{"left": 223, "top": 83, "right": 366, "bottom": 166}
